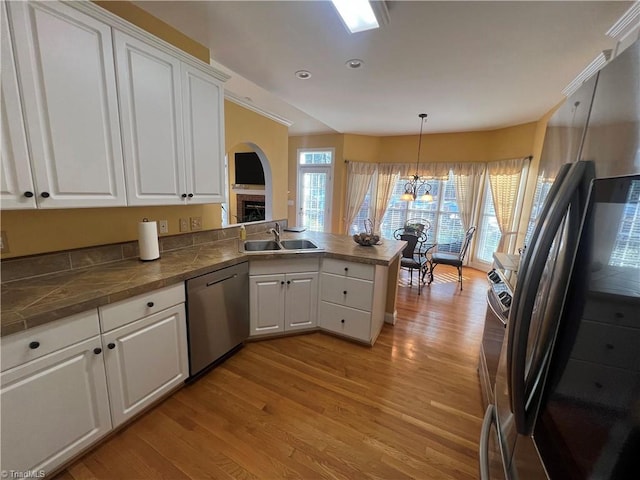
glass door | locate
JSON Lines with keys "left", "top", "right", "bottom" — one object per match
{"left": 297, "top": 149, "right": 333, "bottom": 232}
{"left": 298, "top": 167, "right": 331, "bottom": 232}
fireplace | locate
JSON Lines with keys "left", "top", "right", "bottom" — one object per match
{"left": 237, "top": 194, "right": 265, "bottom": 222}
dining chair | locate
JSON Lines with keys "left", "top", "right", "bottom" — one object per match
{"left": 428, "top": 226, "right": 476, "bottom": 291}
{"left": 394, "top": 220, "right": 434, "bottom": 295}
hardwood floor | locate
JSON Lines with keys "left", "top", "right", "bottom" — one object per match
{"left": 56, "top": 265, "right": 488, "bottom": 480}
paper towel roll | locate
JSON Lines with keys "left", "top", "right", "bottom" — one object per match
{"left": 138, "top": 220, "right": 160, "bottom": 261}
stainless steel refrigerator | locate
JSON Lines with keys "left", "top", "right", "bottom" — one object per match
{"left": 480, "top": 39, "right": 640, "bottom": 479}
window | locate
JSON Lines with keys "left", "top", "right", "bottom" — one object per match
{"left": 376, "top": 171, "right": 463, "bottom": 248}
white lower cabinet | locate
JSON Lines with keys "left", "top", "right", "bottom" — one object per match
{"left": 319, "top": 258, "right": 388, "bottom": 345}
{"left": 101, "top": 304, "right": 188, "bottom": 428}
{"left": 249, "top": 258, "right": 319, "bottom": 337}
{"left": 0, "top": 283, "right": 188, "bottom": 475}
{"left": 1, "top": 314, "right": 111, "bottom": 475}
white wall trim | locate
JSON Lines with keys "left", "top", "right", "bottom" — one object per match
{"left": 384, "top": 311, "right": 397, "bottom": 325}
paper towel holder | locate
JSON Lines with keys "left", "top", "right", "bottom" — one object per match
{"left": 138, "top": 218, "right": 160, "bottom": 262}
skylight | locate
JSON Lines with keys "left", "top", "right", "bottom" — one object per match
{"left": 331, "top": 0, "right": 379, "bottom": 33}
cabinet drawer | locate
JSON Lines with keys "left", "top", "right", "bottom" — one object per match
{"left": 319, "top": 301, "right": 371, "bottom": 343}
{"left": 99, "top": 283, "right": 185, "bottom": 332}
{"left": 1, "top": 310, "right": 100, "bottom": 372}
{"left": 322, "top": 258, "right": 374, "bottom": 281}
{"left": 321, "top": 273, "right": 373, "bottom": 311}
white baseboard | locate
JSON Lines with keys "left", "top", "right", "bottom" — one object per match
{"left": 384, "top": 311, "right": 397, "bottom": 325}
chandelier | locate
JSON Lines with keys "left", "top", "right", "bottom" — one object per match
{"left": 401, "top": 113, "right": 433, "bottom": 202}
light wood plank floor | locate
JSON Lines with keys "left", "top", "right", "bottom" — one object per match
{"left": 56, "top": 265, "right": 488, "bottom": 480}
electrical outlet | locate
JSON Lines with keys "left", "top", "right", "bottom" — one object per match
{"left": 0, "top": 231, "right": 8, "bottom": 253}
{"left": 159, "top": 220, "right": 169, "bottom": 234}
{"left": 190, "top": 216, "right": 202, "bottom": 231}
{"left": 179, "top": 218, "right": 189, "bottom": 232}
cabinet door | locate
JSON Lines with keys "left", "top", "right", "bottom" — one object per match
{"left": 8, "top": 1, "right": 126, "bottom": 208}
{"left": 0, "top": 336, "right": 111, "bottom": 475}
{"left": 114, "top": 30, "right": 186, "bottom": 206}
{"left": 285, "top": 272, "right": 318, "bottom": 331}
{"left": 101, "top": 304, "right": 188, "bottom": 428}
{"left": 249, "top": 274, "right": 285, "bottom": 336}
{"left": 181, "top": 63, "right": 226, "bottom": 203}
{"left": 1, "top": 3, "right": 35, "bottom": 209}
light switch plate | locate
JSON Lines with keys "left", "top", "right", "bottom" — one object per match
{"left": 159, "top": 220, "right": 169, "bottom": 234}
{"left": 190, "top": 216, "right": 202, "bottom": 231}
{"left": 1, "top": 231, "right": 9, "bottom": 253}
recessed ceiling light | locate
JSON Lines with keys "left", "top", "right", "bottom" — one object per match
{"left": 345, "top": 59, "right": 364, "bottom": 69}
{"left": 295, "top": 70, "right": 312, "bottom": 80}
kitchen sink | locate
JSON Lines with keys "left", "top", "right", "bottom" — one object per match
{"left": 243, "top": 240, "right": 281, "bottom": 252}
{"left": 280, "top": 239, "right": 319, "bottom": 250}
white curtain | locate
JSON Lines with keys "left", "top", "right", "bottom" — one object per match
{"left": 372, "top": 164, "right": 399, "bottom": 234}
{"left": 488, "top": 157, "right": 528, "bottom": 251}
{"left": 453, "top": 163, "right": 486, "bottom": 231}
{"left": 344, "top": 161, "right": 376, "bottom": 232}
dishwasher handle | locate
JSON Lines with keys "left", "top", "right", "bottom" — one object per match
{"left": 206, "top": 274, "right": 238, "bottom": 287}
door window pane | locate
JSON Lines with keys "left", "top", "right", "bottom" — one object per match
{"left": 300, "top": 171, "right": 327, "bottom": 232}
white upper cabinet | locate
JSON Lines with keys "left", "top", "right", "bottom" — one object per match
{"left": 114, "top": 30, "right": 186, "bottom": 206}
{"left": 7, "top": 1, "right": 127, "bottom": 208}
{"left": 1, "top": 3, "right": 35, "bottom": 209}
{"left": 115, "top": 32, "right": 226, "bottom": 206}
{"left": 182, "top": 63, "right": 226, "bottom": 203}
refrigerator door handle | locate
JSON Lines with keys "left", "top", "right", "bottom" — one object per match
{"left": 510, "top": 161, "right": 592, "bottom": 435}
{"left": 479, "top": 404, "right": 495, "bottom": 480}
{"left": 505, "top": 163, "right": 572, "bottom": 404}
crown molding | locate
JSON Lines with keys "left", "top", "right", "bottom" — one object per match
{"left": 562, "top": 50, "right": 612, "bottom": 97}
{"left": 224, "top": 92, "right": 294, "bottom": 127}
{"left": 607, "top": 2, "right": 640, "bottom": 40}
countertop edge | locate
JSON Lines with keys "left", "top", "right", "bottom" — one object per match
{"left": 2, "top": 234, "right": 405, "bottom": 336}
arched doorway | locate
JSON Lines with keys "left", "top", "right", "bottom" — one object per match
{"left": 225, "top": 142, "right": 273, "bottom": 225}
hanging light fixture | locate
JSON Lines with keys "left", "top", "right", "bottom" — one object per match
{"left": 401, "top": 113, "right": 433, "bottom": 202}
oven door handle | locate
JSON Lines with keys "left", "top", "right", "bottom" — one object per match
{"left": 479, "top": 404, "right": 495, "bottom": 480}
{"left": 486, "top": 289, "right": 507, "bottom": 326}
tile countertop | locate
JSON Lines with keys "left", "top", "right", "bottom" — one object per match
{"left": 1, "top": 232, "right": 406, "bottom": 337}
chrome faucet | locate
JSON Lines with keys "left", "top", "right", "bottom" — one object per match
{"left": 269, "top": 222, "right": 281, "bottom": 243}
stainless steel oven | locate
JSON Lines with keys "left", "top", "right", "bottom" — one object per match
{"left": 479, "top": 269, "right": 510, "bottom": 407}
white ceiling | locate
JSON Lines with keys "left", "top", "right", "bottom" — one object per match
{"left": 134, "top": 1, "right": 632, "bottom": 136}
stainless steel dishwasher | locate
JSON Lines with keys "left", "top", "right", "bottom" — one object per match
{"left": 186, "top": 262, "right": 249, "bottom": 379}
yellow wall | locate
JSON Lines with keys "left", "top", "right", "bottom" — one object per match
{"left": 289, "top": 122, "right": 538, "bottom": 234}
{"left": 225, "top": 101, "right": 289, "bottom": 223}
{"left": 93, "top": 1, "right": 209, "bottom": 63}
{"left": 0, "top": 2, "right": 289, "bottom": 259}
